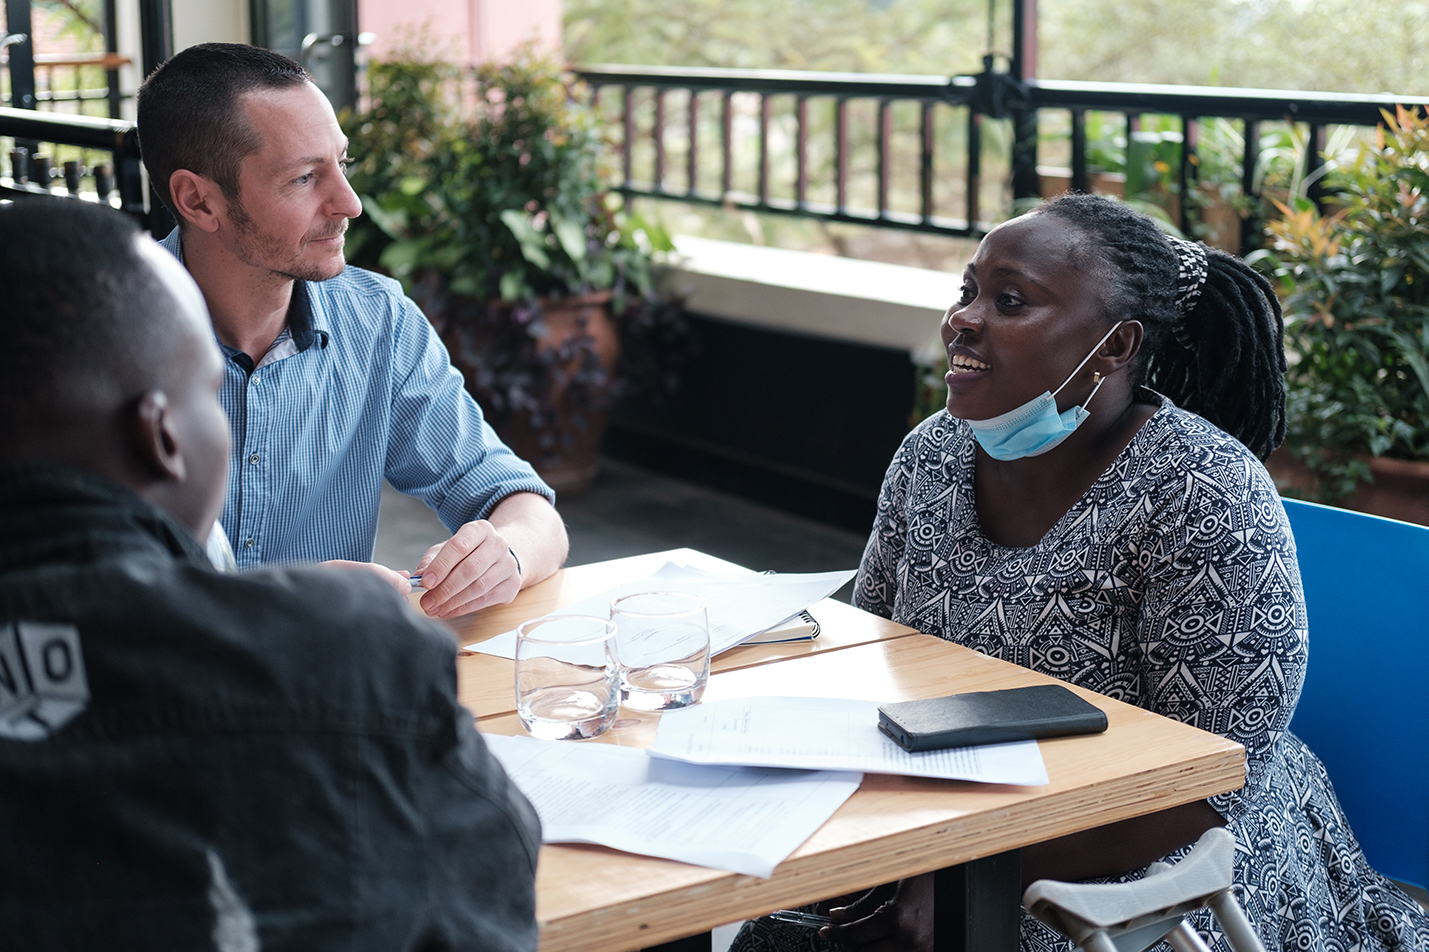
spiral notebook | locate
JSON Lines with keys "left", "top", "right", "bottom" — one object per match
{"left": 741, "top": 610, "right": 820, "bottom": 645}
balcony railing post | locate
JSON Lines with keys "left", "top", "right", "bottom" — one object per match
{"left": 877, "top": 98, "right": 891, "bottom": 218}
{"left": 1240, "top": 118, "right": 1260, "bottom": 254}
{"left": 1010, "top": 109, "right": 1038, "bottom": 201}
{"left": 920, "top": 100, "right": 935, "bottom": 224}
{"left": 4, "top": 0, "right": 35, "bottom": 110}
{"left": 1011, "top": 0, "right": 1037, "bottom": 87}
{"left": 137, "top": 0, "right": 172, "bottom": 78}
{"left": 1304, "top": 121, "right": 1326, "bottom": 210}
{"left": 687, "top": 89, "right": 699, "bottom": 197}
{"left": 653, "top": 87, "right": 667, "bottom": 193}
{"left": 1009, "top": 0, "right": 1039, "bottom": 202}
{"left": 835, "top": 97, "right": 848, "bottom": 215}
{"left": 622, "top": 86, "right": 635, "bottom": 189}
{"left": 967, "top": 109, "right": 982, "bottom": 227}
{"left": 4, "top": 0, "right": 38, "bottom": 159}
{"left": 103, "top": 0, "right": 120, "bottom": 118}
{"left": 795, "top": 94, "right": 808, "bottom": 209}
{"left": 1070, "top": 108, "right": 1087, "bottom": 193}
{"left": 117, "top": 126, "right": 156, "bottom": 231}
{"left": 721, "top": 91, "right": 733, "bottom": 198}
{"left": 1180, "top": 115, "right": 1195, "bottom": 234}
{"left": 758, "top": 93, "right": 770, "bottom": 206}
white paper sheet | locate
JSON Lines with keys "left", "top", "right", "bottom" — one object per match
{"left": 484, "top": 734, "right": 862, "bottom": 878}
{"left": 651, "top": 696, "right": 1050, "bottom": 786}
{"left": 467, "top": 562, "right": 856, "bottom": 658}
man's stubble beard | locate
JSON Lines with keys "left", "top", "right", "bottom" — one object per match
{"left": 228, "top": 194, "right": 347, "bottom": 284}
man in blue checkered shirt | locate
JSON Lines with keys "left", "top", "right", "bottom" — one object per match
{"left": 136, "top": 43, "right": 569, "bottom": 618}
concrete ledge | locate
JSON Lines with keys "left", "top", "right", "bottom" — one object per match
{"left": 669, "top": 235, "right": 957, "bottom": 354}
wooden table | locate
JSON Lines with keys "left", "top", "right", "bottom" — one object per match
{"left": 452, "top": 554, "right": 1246, "bottom": 952}
{"left": 441, "top": 549, "right": 918, "bottom": 719}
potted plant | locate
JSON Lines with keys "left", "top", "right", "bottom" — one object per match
{"left": 1181, "top": 117, "right": 1251, "bottom": 254}
{"left": 1253, "top": 105, "right": 1429, "bottom": 525}
{"left": 341, "top": 49, "right": 681, "bottom": 495}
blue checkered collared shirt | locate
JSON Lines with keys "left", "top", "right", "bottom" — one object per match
{"left": 160, "top": 229, "right": 554, "bottom": 570}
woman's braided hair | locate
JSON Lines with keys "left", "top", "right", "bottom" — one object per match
{"left": 1033, "top": 193, "right": 1288, "bottom": 459}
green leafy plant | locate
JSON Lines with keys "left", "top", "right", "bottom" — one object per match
{"left": 341, "top": 48, "right": 685, "bottom": 463}
{"left": 344, "top": 51, "right": 670, "bottom": 304}
{"left": 1253, "top": 106, "right": 1429, "bottom": 500}
{"left": 1081, "top": 111, "right": 1127, "bottom": 176}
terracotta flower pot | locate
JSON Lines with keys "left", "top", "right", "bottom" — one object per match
{"left": 438, "top": 291, "right": 619, "bottom": 498}
{"left": 1265, "top": 447, "right": 1429, "bottom": 526}
{"left": 1195, "top": 184, "right": 1242, "bottom": 255}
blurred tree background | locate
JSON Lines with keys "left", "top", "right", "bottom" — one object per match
{"left": 565, "top": 0, "right": 995, "bottom": 75}
{"left": 565, "top": 0, "right": 1429, "bottom": 97}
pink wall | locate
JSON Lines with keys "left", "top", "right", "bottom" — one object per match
{"left": 358, "top": 0, "right": 563, "bottom": 66}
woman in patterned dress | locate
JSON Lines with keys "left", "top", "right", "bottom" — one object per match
{"left": 732, "top": 194, "right": 1429, "bottom": 952}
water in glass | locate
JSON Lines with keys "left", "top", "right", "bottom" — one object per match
{"left": 611, "top": 591, "right": 710, "bottom": 711}
{"left": 515, "top": 615, "right": 619, "bottom": 740}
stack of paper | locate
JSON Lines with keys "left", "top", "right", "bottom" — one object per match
{"left": 468, "top": 562, "right": 854, "bottom": 657}
{"left": 651, "top": 696, "right": 1050, "bottom": 786}
{"left": 485, "top": 734, "right": 861, "bottom": 878}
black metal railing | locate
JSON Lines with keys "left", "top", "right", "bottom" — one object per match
{"left": 574, "top": 63, "right": 1429, "bottom": 250}
{"left": 0, "top": 105, "right": 146, "bottom": 223}
{"left": 1030, "top": 79, "right": 1428, "bottom": 249}
{"left": 7, "top": 61, "right": 1424, "bottom": 256}
{"left": 28, "top": 52, "right": 132, "bottom": 118}
{"left": 579, "top": 64, "right": 988, "bottom": 238}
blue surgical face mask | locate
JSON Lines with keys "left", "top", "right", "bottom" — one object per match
{"left": 965, "top": 321, "right": 1123, "bottom": 461}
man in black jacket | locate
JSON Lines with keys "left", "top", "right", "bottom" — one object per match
{"left": 0, "top": 197, "right": 541, "bottom": 951}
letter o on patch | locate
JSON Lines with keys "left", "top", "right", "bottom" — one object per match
{"left": 43, "top": 639, "right": 72, "bottom": 682}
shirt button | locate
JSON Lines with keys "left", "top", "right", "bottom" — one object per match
{"left": 244, "top": 538, "right": 255, "bottom": 549}
{"left": 252, "top": 374, "right": 262, "bottom": 385}
{"left": 248, "top": 453, "right": 260, "bottom": 465}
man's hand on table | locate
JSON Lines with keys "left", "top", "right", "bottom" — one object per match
{"left": 413, "top": 520, "right": 522, "bottom": 618}
{"left": 820, "top": 874, "right": 933, "bottom": 952}
{"left": 413, "top": 492, "right": 569, "bottom": 619}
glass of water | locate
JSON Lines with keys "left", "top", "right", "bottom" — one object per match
{"left": 610, "top": 591, "right": 710, "bottom": 711}
{"left": 515, "top": 614, "right": 619, "bottom": 740}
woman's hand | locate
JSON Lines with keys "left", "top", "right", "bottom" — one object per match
{"left": 819, "top": 873, "right": 933, "bottom": 952}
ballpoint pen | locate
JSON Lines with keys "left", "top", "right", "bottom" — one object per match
{"left": 768, "top": 910, "right": 833, "bottom": 930}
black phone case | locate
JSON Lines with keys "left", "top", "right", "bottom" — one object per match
{"left": 877, "top": 684, "right": 1108, "bottom": 752}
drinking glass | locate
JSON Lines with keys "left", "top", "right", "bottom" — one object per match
{"left": 515, "top": 614, "right": 620, "bottom": 740}
{"left": 610, "top": 591, "right": 710, "bottom": 711}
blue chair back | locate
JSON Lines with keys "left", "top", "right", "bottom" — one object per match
{"left": 1282, "top": 498, "right": 1429, "bottom": 890}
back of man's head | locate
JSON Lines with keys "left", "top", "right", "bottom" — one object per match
{"left": 137, "top": 42, "right": 311, "bottom": 220}
{"left": 0, "top": 198, "right": 187, "bottom": 455}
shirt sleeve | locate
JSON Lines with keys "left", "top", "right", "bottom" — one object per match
{"left": 1129, "top": 448, "right": 1308, "bottom": 824}
{"left": 382, "top": 292, "right": 555, "bottom": 531}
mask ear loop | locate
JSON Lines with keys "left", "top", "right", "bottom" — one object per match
{"left": 1050, "top": 321, "right": 1123, "bottom": 402}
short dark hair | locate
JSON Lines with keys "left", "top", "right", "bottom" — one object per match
{"left": 1034, "top": 193, "right": 1287, "bottom": 459}
{"left": 137, "top": 42, "right": 311, "bottom": 219}
{"left": 0, "top": 198, "right": 188, "bottom": 447}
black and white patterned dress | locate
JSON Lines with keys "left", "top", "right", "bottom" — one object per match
{"left": 733, "top": 396, "right": 1429, "bottom": 952}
